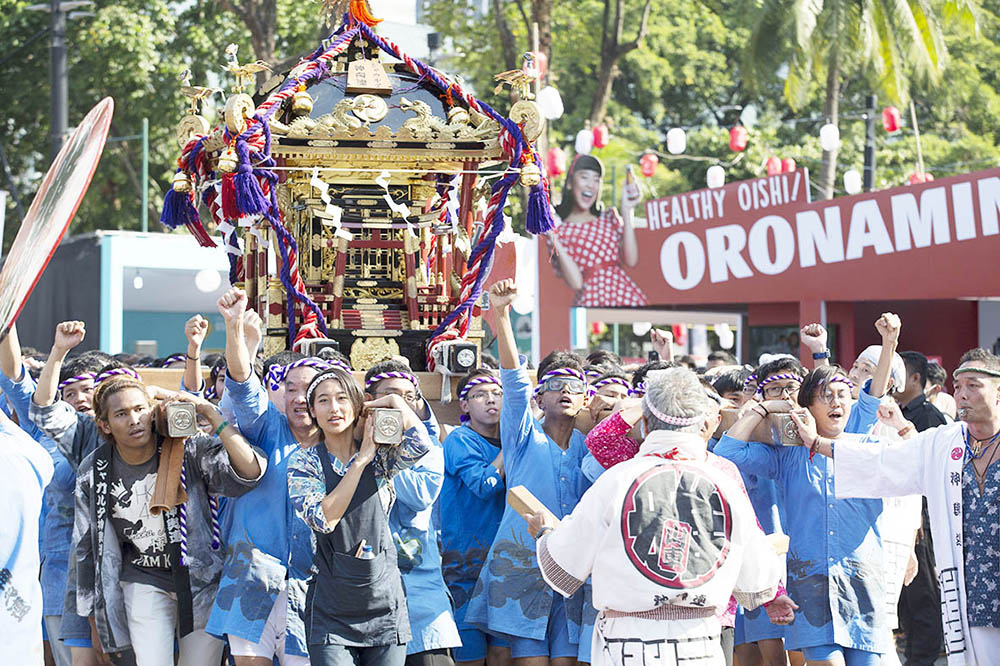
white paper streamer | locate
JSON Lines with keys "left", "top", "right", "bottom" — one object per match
{"left": 375, "top": 169, "right": 417, "bottom": 237}
{"left": 311, "top": 167, "right": 351, "bottom": 240}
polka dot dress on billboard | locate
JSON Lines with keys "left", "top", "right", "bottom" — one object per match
{"left": 555, "top": 210, "right": 648, "bottom": 307}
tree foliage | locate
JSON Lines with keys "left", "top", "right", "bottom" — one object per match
{"left": 0, "top": 0, "right": 997, "bottom": 248}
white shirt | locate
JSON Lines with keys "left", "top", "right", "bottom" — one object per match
{"left": 538, "top": 430, "right": 782, "bottom": 615}
{"left": 0, "top": 416, "right": 54, "bottom": 666}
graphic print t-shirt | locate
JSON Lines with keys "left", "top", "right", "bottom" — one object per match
{"left": 110, "top": 449, "right": 176, "bottom": 591}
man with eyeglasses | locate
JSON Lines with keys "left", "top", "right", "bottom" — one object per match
{"left": 439, "top": 370, "right": 512, "bottom": 666}
{"left": 466, "top": 280, "right": 594, "bottom": 666}
{"left": 717, "top": 314, "right": 903, "bottom": 666}
{"left": 362, "top": 360, "right": 461, "bottom": 666}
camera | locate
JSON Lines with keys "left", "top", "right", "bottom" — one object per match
{"left": 372, "top": 408, "right": 404, "bottom": 446}
{"left": 158, "top": 402, "right": 199, "bottom": 438}
{"left": 301, "top": 338, "right": 340, "bottom": 359}
{"left": 432, "top": 340, "right": 479, "bottom": 375}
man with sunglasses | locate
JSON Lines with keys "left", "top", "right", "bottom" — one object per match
{"left": 364, "top": 361, "right": 461, "bottom": 666}
{"left": 466, "top": 280, "right": 594, "bottom": 666}
{"left": 716, "top": 314, "right": 902, "bottom": 666}
{"left": 440, "top": 370, "right": 512, "bottom": 666}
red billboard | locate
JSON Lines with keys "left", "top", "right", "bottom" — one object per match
{"left": 538, "top": 167, "right": 1000, "bottom": 353}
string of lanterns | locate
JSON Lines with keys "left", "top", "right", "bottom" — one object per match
{"left": 551, "top": 104, "right": 931, "bottom": 192}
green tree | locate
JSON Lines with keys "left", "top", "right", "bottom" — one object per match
{"left": 743, "top": 0, "right": 978, "bottom": 199}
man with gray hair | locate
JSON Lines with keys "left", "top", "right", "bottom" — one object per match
{"left": 526, "top": 368, "right": 795, "bottom": 666}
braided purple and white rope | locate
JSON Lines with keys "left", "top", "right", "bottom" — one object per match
{"left": 592, "top": 377, "right": 631, "bottom": 392}
{"left": 643, "top": 394, "right": 703, "bottom": 427}
{"left": 365, "top": 370, "right": 420, "bottom": 391}
{"left": 204, "top": 383, "right": 217, "bottom": 400}
{"left": 162, "top": 354, "right": 187, "bottom": 366}
{"left": 755, "top": 373, "right": 803, "bottom": 395}
{"left": 208, "top": 495, "right": 222, "bottom": 551}
{"left": 178, "top": 460, "right": 188, "bottom": 566}
{"left": 629, "top": 382, "right": 647, "bottom": 397}
{"left": 58, "top": 372, "right": 96, "bottom": 391}
{"left": 743, "top": 373, "right": 758, "bottom": 389}
{"left": 95, "top": 368, "right": 140, "bottom": 385}
{"left": 266, "top": 358, "right": 335, "bottom": 391}
{"left": 458, "top": 375, "right": 501, "bottom": 401}
{"left": 584, "top": 369, "right": 602, "bottom": 380}
{"left": 828, "top": 375, "right": 855, "bottom": 389}
{"left": 532, "top": 367, "right": 588, "bottom": 399}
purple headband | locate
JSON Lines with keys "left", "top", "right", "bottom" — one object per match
{"left": 266, "top": 358, "right": 338, "bottom": 391}
{"left": 95, "top": 368, "right": 140, "bottom": 385}
{"left": 458, "top": 375, "right": 501, "bottom": 401}
{"left": 365, "top": 370, "right": 420, "bottom": 391}
{"left": 533, "top": 367, "right": 588, "bottom": 399}
{"left": 643, "top": 394, "right": 703, "bottom": 427}
{"left": 828, "top": 375, "right": 855, "bottom": 389}
{"left": 204, "top": 383, "right": 217, "bottom": 400}
{"left": 163, "top": 354, "right": 187, "bottom": 366}
{"left": 584, "top": 369, "right": 602, "bottom": 380}
{"left": 59, "top": 372, "right": 96, "bottom": 391}
{"left": 755, "top": 373, "right": 803, "bottom": 395}
{"left": 629, "top": 381, "right": 647, "bottom": 397}
{"left": 592, "top": 377, "right": 631, "bottom": 392}
{"left": 743, "top": 373, "right": 758, "bottom": 388}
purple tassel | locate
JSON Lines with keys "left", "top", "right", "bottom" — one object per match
{"left": 160, "top": 184, "right": 199, "bottom": 230}
{"left": 525, "top": 181, "right": 556, "bottom": 235}
{"left": 233, "top": 140, "right": 269, "bottom": 217}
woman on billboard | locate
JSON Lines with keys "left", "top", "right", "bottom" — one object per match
{"left": 548, "top": 155, "right": 649, "bottom": 307}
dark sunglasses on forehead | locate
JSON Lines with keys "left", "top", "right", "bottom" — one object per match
{"left": 543, "top": 377, "right": 587, "bottom": 394}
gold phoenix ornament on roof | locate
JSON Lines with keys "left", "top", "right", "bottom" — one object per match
{"left": 223, "top": 43, "right": 272, "bottom": 93}
{"left": 178, "top": 69, "right": 222, "bottom": 115}
{"left": 493, "top": 52, "right": 540, "bottom": 100}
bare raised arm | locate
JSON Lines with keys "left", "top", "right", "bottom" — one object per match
{"left": 33, "top": 321, "right": 86, "bottom": 407}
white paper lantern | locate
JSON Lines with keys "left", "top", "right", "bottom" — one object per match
{"left": 706, "top": 165, "right": 725, "bottom": 188}
{"left": 739, "top": 103, "right": 759, "bottom": 129}
{"left": 715, "top": 323, "right": 735, "bottom": 350}
{"left": 666, "top": 127, "right": 686, "bottom": 155}
{"left": 536, "top": 86, "right": 564, "bottom": 120}
{"left": 843, "top": 168, "right": 863, "bottom": 195}
{"left": 574, "top": 128, "right": 593, "bottom": 155}
{"left": 819, "top": 123, "right": 840, "bottom": 152}
{"left": 632, "top": 321, "right": 652, "bottom": 337}
{"left": 195, "top": 268, "right": 223, "bottom": 293}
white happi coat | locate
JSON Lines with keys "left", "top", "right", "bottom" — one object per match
{"left": 537, "top": 430, "right": 782, "bottom": 666}
{"left": 834, "top": 422, "right": 984, "bottom": 665}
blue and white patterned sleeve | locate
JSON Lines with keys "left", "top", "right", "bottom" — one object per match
{"left": 377, "top": 422, "right": 432, "bottom": 479}
{"left": 287, "top": 447, "right": 335, "bottom": 534}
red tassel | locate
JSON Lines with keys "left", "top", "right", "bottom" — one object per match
{"left": 221, "top": 174, "right": 240, "bottom": 220}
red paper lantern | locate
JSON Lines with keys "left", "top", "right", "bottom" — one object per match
{"left": 882, "top": 106, "right": 901, "bottom": 133}
{"left": 546, "top": 147, "right": 567, "bottom": 177}
{"left": 781, "top": 158, "right": 796, "bottom": 173}
{"left": 908, "top": 171, "right": 934, "bottom": 185}
{"left": 592, "top": 124, "right": 609, "bottom": 149}
{"left": 765, "top": 156, "right": 781, "bottom": 176}
{"left": 639, "top": 153, "right": 659, "bottom": 178}
{"left": 729, "top": 125, "right": 748, "bottom": 152}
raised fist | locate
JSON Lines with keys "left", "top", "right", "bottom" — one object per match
{"left": 875, "top": 312, "right": 901, "bottom": 345}
{"left": 53, "top": 321, "right": 86, "bottom": 352}
{"left": 185, "top": 315, "right": 209, "bottom": 348}
{"left": 489, "top": 279, "right": 517, "bottom": 312}
{"left": 650, "top": 328, "right": 673, "bottom": 360}
{"left": 217, "top": 287, "right": 248, "bottom": 322}
{"left": 800, "top": 323, "right": 828, "bottom": 353}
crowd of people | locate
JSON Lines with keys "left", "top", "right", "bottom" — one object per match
{"left": 1, "top": 279, "right": 996, "bottom": 666}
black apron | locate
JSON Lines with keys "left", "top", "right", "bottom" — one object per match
{"left": 305, "top": 450, "right": 411, "bottom": 647}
